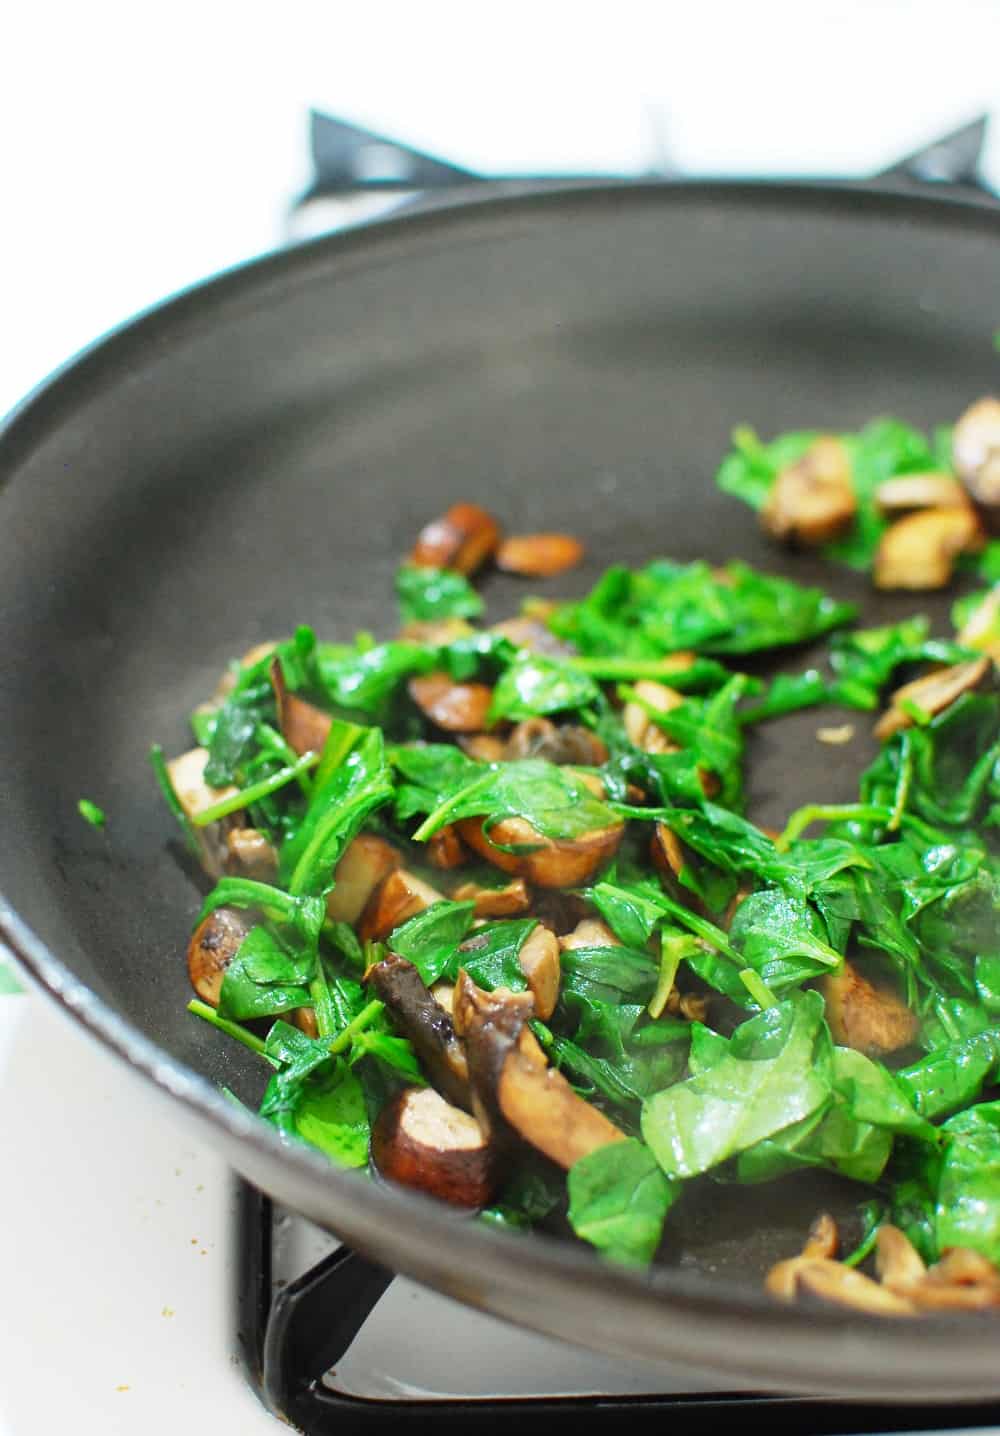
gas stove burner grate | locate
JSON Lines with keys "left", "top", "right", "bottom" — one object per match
{"left": 234, "top": 1179, "right": 1000, "bottom": 1434}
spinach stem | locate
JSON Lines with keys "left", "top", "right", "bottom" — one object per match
{"left": 739, "top": 968, "right": 779, "bottom": 1010}
{"left": 327, "top": 999, "right": 385, "bottom": 1054}
{"left": 777, "top": 803, "right": 893, "bottom": 850}
{"left": 187, "top": 999, "right": 277, "bottom": 1064}
{"left": 193, "top": 751, "right": 319, "bottom": 827}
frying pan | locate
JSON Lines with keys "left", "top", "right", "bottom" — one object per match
{"left": 3, "top": 179, "right": 1000, "bottom": 1401}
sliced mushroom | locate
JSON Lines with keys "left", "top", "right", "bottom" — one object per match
{"left": 762, "top": 437, "right": 856, "bottom": 546}
{"left": 455, "top": 813, "right": 624, "bottom": 890}
{"left": 326, "top": 834, "right": 402, "bottom": 926}
{"left": 291, "top": 1006, "right": 319, "bottom": 1039}
{"left": 397, "top": 617, "right": 474, "bottom": 646}
{"left": 426, "top": 824, "right": 467, "bottom": 870}
{"left": 225, "top": 827, "right": 279, "bottom": 882}
{"left": 558, "top": 918, "right": 621, "bottom": 951}
{"left": 875, "top": 1224, "right": 927, "bottom": 1294}
{"left": 650, "top": 822, "right": 695, "bottom": 907}
{"left": 269, "top": 656, "right": 332, "bottom": 757}
{"left": 622, "top": 680, "right": 684, "bottom": 753}
{"left": 515, "top": 925, "right": 561, "bottom": 1020}
{"left": 875, "top": 472, "right": 967, "bottom": 513}
{"left": 954, "top": 396, "right": 1000, "bottom": 524}
{"left": 450, "top": 876, "right": 532, "bottom": 918}
{"left": 458, "top": 733, "right": 508, "bottom": 763}
{"left": 454, "top": 972, "right": 626, "bottom": 1168}
{"left": 490, "top": 616, "right": 575, "bottom": 657}
{"left": 495, "top": 532, "right": 585, "bottom": 578}
{"left": 408, "top": 672, "right": 494, "bottom": 733}
{"left": 430, "top": 981, "right": 456, "bottom": 1015}
{"left": 957, "top": 587, "right": 1000, "bottom": 661}
{"left": 187, "top": 906, "right": 252, "bottom": 1005}
{"left": 819, "top": 960, "right": 918, "bottom": 1057}
{"left": 767, "top": 1256, "right": 917, "bottom": 1316}
{"left": 873, "top": 655, "right": 991, "bottom": 740}
{"left": 166, "top": 746, "right": 242, "bottom": 877}
{"left": 873, "top": 506, "right": 984, "bottom": 590}
{"left": 366, "top": 954, "right": 471, "bottom": 1110}
{"left": 371, "top": 1086, "right": 497, "bottom": 1208}
{"left": 503, "top": 718, "right": 609, "bottom": 767}
{"left": 358, "top": 867, "right": 446, "bottom": 943}
{"left": 409, "top": 503, "right": 501, "bottom": 576}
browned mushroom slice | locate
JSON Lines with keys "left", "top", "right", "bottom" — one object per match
{"left": 357, "top": 867, "right": 446, "bottom": 943}
{"left": 269, "top": 656, "right": 332, "bottom": 757}
{"left": 430, "top": 981, "right": 456, "bottom": 1015}
{"left": 558, "top": 917, "right": 621, "bottom": 951}
{"left": 397, "top": 617, "right": 474, "bottom": 646}
{"left": 503, "top": 718, "right": 609, "bottom": 767}
{"left": 371, "top": 1086, "right": 497, "bottom": 1208}
{"left": 873, "top": 656, "right": 991, "bottom": 740}
{"left": 457, "top": 733, "right": 508, "bottom": 763}
{"left": 766, "top": 1257, "right": 916, "bottom": 1316}
{"left": 873, "top": 505, "right": 984, "bottom": 590}
{"left": 762, "top": 437, "right": 856, "bottom": 546}
{"left": 450, "top": 876, "right": 532, "bottom": 918}
{"left": 622, "top": 680, "right": 684, "bottom": 754}
{"left": 367, "top": 954, "right": 471, "bottom": 1110}
{"left": 495, "top": 533, "right": 585, "bottom": 578}
{"left": 456, "top": 814, "right": 624, "bottom": 890}
{"left": 326, "top": 834, "right": 402, "bottom": 926}
{"left": 875, "top": 472, "right": 967, "bottom": 513}
{"left": 954, "top": 396, "right": 1000, "bottom": 522}
{"left": 225, "top": 827, "right": 278, "bottom": 882}
{"left": 515, "top": 925, "right": 561, "bottom": 1020}
{"left": 454, "top": 972, "right": 625, "bottom": 1167}
{"left": 166, "top": 746, "right": 242, "bottom": 878}
{"left": 957, "top": 587, "right": 1000, "bottom": 660}
{"left": 408, "top": 672, "right": 494, "bottom": 733}
{"left": 187, "top": 906, "right": 253, "bottom": 1006}
{"left": 409, "top": 503, "right": 501, "bottom": 576}
{"left": 490, "top": 616, "right": 575, "bottom": 657}
{"left": 650, "top": 821, "right": 697, "bottom": 907}
{"left": 291, "top": 1006, "right": 319, "bottom": 1039}
{"left": 819, "top": 961, "right": 918, "bottom": 1057}
{"left": 875, "top": 1224, "right": 927, "bottom": 1295}
{"left": 425, "top": 824, "right": 467, "bottom": 870}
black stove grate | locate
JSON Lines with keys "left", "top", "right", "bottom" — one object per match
{"left": 234, "top": 1179, "right": 1000, "bottom": 1435}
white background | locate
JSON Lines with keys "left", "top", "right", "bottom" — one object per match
{"left": 2, "top": 3, "right": 1000, "bottom": 1431}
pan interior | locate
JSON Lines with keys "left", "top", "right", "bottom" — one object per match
{"left": 2, "top": 185, "right": 998, "bottom": 1301}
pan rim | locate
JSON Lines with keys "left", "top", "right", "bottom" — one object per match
{"left": 3, "top": 176, "right": 1000, "bottom": 1399}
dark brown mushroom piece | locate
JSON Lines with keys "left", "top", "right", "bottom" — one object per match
{"left": 225, "top": 827, "right": 279, "bottom": 882}
{"left": 875, "top": 472, "right": 967, "bottom": 514}
{"left": 495, "top": 532, "right": 584, "bottom": 578}
{"left": 873, "top": 505, "right": 984, "bottom": 590}
{"left": 366, "top": 954, "right": 471, "bottom": 1110}
{"left": 371, "top": 1086, "right": 498, "bottom": 1208}
{"left": 650, "top": 821, "right": 697, "bottom": 907}
{"left": 357, "top": 867, "right": 445, "bottom": 943}
{"left": 325, "top": 834, "right": 402, "bottom": 925}
{"left": 450, "top": 875, "right": 532, "bottom": 918}
{"left": 269, "top": 656, "right": 332, "bottom": 757}
{"left": 761, "top": 436, "right": 856, "bottom": 546}
{"left": 187, "top": 906, "right": 253, "bottom": 1006}
{"left": 454, "top": 972, "right": 626, "bottom": 1168}
{"left": 873, "top": 655, "right": 991, "bottom": 741}
{"left": 409, "top": 502, "right": 501, "bottom": 576}
{"left": 166, "top": 746, "right": 243, "bottom": 878}
{"left": 819, "top": 960, "right": 918, "bottom": 1057}
{"left": 503, "top": 717, "right": 608, "bottom": 766}
{"left": 456, "top": 813, "right": 624, "bottom": 890}
{"left": 408, "top": 672, "right": 494, "bottom": 733}
{"left": 457, "top": 733, "right": 508, "bottom": 762}
{"left": 954, "top": 396, "right": 1000, "bottom": 529}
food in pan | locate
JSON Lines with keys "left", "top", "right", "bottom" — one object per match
{"left": 153, "top": 397, "right": 1000, "bottom": 1312}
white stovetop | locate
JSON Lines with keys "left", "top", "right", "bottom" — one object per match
{"left": 3, "top": 4, "right": 1000, "bottom": 1430}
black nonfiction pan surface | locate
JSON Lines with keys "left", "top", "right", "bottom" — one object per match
{"left": 2, "top": 183, "right": 1000, "bottom": 1399}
